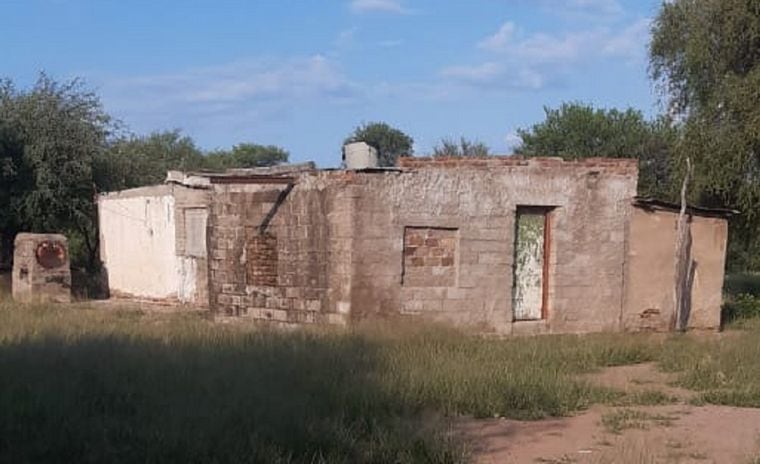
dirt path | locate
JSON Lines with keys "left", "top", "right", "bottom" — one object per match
{"left": 458, "top": 363, "right": 760, "bottom": 463}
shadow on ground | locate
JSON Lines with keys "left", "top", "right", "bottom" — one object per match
{"left": 0, "top": 330, "right": 463, "bottom": 464}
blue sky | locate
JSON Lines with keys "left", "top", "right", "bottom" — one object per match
{"left": 2, "top": 0, "right": 662, "bottom": 167}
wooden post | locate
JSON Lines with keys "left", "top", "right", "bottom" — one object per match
{"left": 674, "top": 158, "right": 693, "bottom": 331}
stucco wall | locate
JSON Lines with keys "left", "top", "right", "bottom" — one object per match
{"left": 623, "top": 207, "right": 728, "bottom": 331}
{"left": 99, "top": 186, "right": 179, "bottom": 300}
{"left": 99, "top": 184, "right": 211, "bottom": 305}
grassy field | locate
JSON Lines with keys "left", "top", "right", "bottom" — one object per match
{"left": 0, "top": 300, "right": 759, "bottom": 463}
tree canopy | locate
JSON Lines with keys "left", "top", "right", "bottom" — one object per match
{"left": 432, "top": 137, "right": 490, "bottom": 157}
{"left": 650, "top": 0, "right": 760, "bottom": 270}
{"left": 0, "top": 75, "right": 290, "bottom": 272}
{"left": 204, "top": 143, "right": 288, "bottom": 171}
{"left": 99, "top": 133, "right": 289, "bottom": 191}
{"left": 344, "top": 122, "right": 413, "bottom": 167}
{"left": 0, "top": 75, "right": 112, "bottom": 268}
{"left": 515, "top": 102, "right": 676, "bottom": 198}
{"left": 98, "top": 130, "right": 205, "bottom": 191}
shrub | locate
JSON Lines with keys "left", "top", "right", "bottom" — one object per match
{"left": 724, "top": 273, "right": 760, "bottom": 297}
{"left": 722, "top": 293, "right": 760, "bottom": 324}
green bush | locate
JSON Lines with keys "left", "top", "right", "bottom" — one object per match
{"left": 724, "top": 273, "right": 760, "bottom": 297}
{"left": 722, "top": 293, "right": 760, "bottom": 324}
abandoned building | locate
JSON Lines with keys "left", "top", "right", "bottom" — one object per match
{"left": 97, "top": 153, "right": 733, "bottom": 334}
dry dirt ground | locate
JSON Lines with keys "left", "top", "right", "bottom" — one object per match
{"left": 458, "top": 363, "right": 760, "bottom": 464}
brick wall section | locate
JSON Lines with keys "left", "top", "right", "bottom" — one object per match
{"left": 403, "top": 227, "right": 457, "bottom": 287}
{"left": 246, "top": 233, "right": 278, "bottom": 286}
{"left": 207, "top": 176, "right": 350, "bottom": 325}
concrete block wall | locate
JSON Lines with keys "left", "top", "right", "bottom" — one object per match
{"left": 207, "top": 175, "right": 352, "bottom": 325}
{"left": 202, "top": 157, "right": 676, "bottom": 334}
{"left": 349, "top": 157, "right": 639, "bottom": 333}
{"left": 98, "top": 156, "right": 727, "bottom": 333}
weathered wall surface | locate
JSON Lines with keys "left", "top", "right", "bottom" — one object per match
{"left": 207, "top": 175, "right": 353, "bottom": 324}
{"left": 99, "top": 186, "right": 179, "bottom": 300}
{"left": 12, "top": 233, "right": 71, "bottom": 303}
{"left": 689, "top": 214, "right": 729, "bottom": 329}
{"left": 206, "top": 158, "right": 638, "bottom": 333}
{"left": 623, "top": 207, "right": 727, "bottom": 331}
{"left": 99, "top": 185, "right": 210, "bottom": 306}
{"left": 347, "top": 157, "right": 638, "bottom": 334}
{"left": 173, "top": 187, "right": 211, "bottom": 306}
{"left": 102, "top": 157, "right": 728, "bottom": 333}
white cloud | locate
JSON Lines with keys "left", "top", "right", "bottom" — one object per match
{"left": 378, "top": 39, "right": 404, "bottom": 48}
{"left": 541, "top": 0, "right": 624, "bottom": 22}
{"left": 99, "top": 55, "right": 362, "bottom": 139}
{"left": 567, "top": 0, "right": 622, "bottom": 16}
{"left": 349, "top": 0, "right": 410, "bottom": 14}
{"left": 601, "top": 18, "right": 651, "bottom": 61}
{"left": 441, "top": 62, "right": 544, "bottom": 90}
{"left": 477, "top": 21, "right": 515, "bottom": 52}
{"left": 335, "top": 27, "right": 358, "bottom": 49}
{"left": 505, "top": 131, "right": 523, "bottom": 152}
{"left": 108, "top": 55, "right": 357, "bottom": 106}
{"left": 441, "top": 62, "right": 504, "bottom": 83}
{"left": 443, "top": 16, "right": 650, "bottom": 91}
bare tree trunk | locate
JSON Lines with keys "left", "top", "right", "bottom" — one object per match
{"left": 674, "top": 158, "right": 693, "bottom": 331}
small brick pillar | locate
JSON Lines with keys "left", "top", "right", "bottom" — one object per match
{"left": 12, "top": 233, "right": 71, "bottom": 303}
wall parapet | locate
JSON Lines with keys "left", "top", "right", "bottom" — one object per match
{"left": 397, "top": 156, "right": 638, "bottom": 174}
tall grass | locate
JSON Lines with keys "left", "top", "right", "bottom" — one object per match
{"left": 0, "top": 304, "right": 464, "bottom": 463}
{"left": 0, "top": 302, "right": 662, "bottom": 463}
{"left": 657, "top": 319, "right": 760, "bottom": 407}
{"left": 1, "top": 300, "right": 758, "bottom": 462}
{"left": 368, "top": 323, "right": 656, "bottom": 419}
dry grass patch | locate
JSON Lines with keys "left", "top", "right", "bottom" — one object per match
{"left": 601, "top": 408, "right": 678, "bottom": 434}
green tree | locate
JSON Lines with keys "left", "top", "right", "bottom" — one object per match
{"left": 0, "top": 74, "right": 113, "bottom": 270}
{"left": 650, "top": 0, "right": 760, "bottom": 270}
{"left": 432, "top": 137, "right": 490, "bottom": 157}
{"left": 515, "top": 102, "right": 676, "bottom": 198}
{"left": 101, "top": 134, "right": 290, "bottom": 191}
{"left": 344, "top": 122, "right": 414, "bottom": 167}
{"left": 203, "top": 143, "right": 288, "bottom": 171}
{"left": 100, "top": 130, "right": 205, "bottom": 190}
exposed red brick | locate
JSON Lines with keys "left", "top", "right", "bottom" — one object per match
{"left": 246, "top": 234, "right": 278, "bottom": 286}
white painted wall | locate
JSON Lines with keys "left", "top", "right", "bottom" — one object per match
{"left": 99, "top": 192, "right": 180, "bottom": 299}
{"left": 177, "top": 256, "right": 197, "bottom": 303}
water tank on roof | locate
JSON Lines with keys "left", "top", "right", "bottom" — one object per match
{"left": 343, "top": 142, "right": 379, "bottom": 169}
